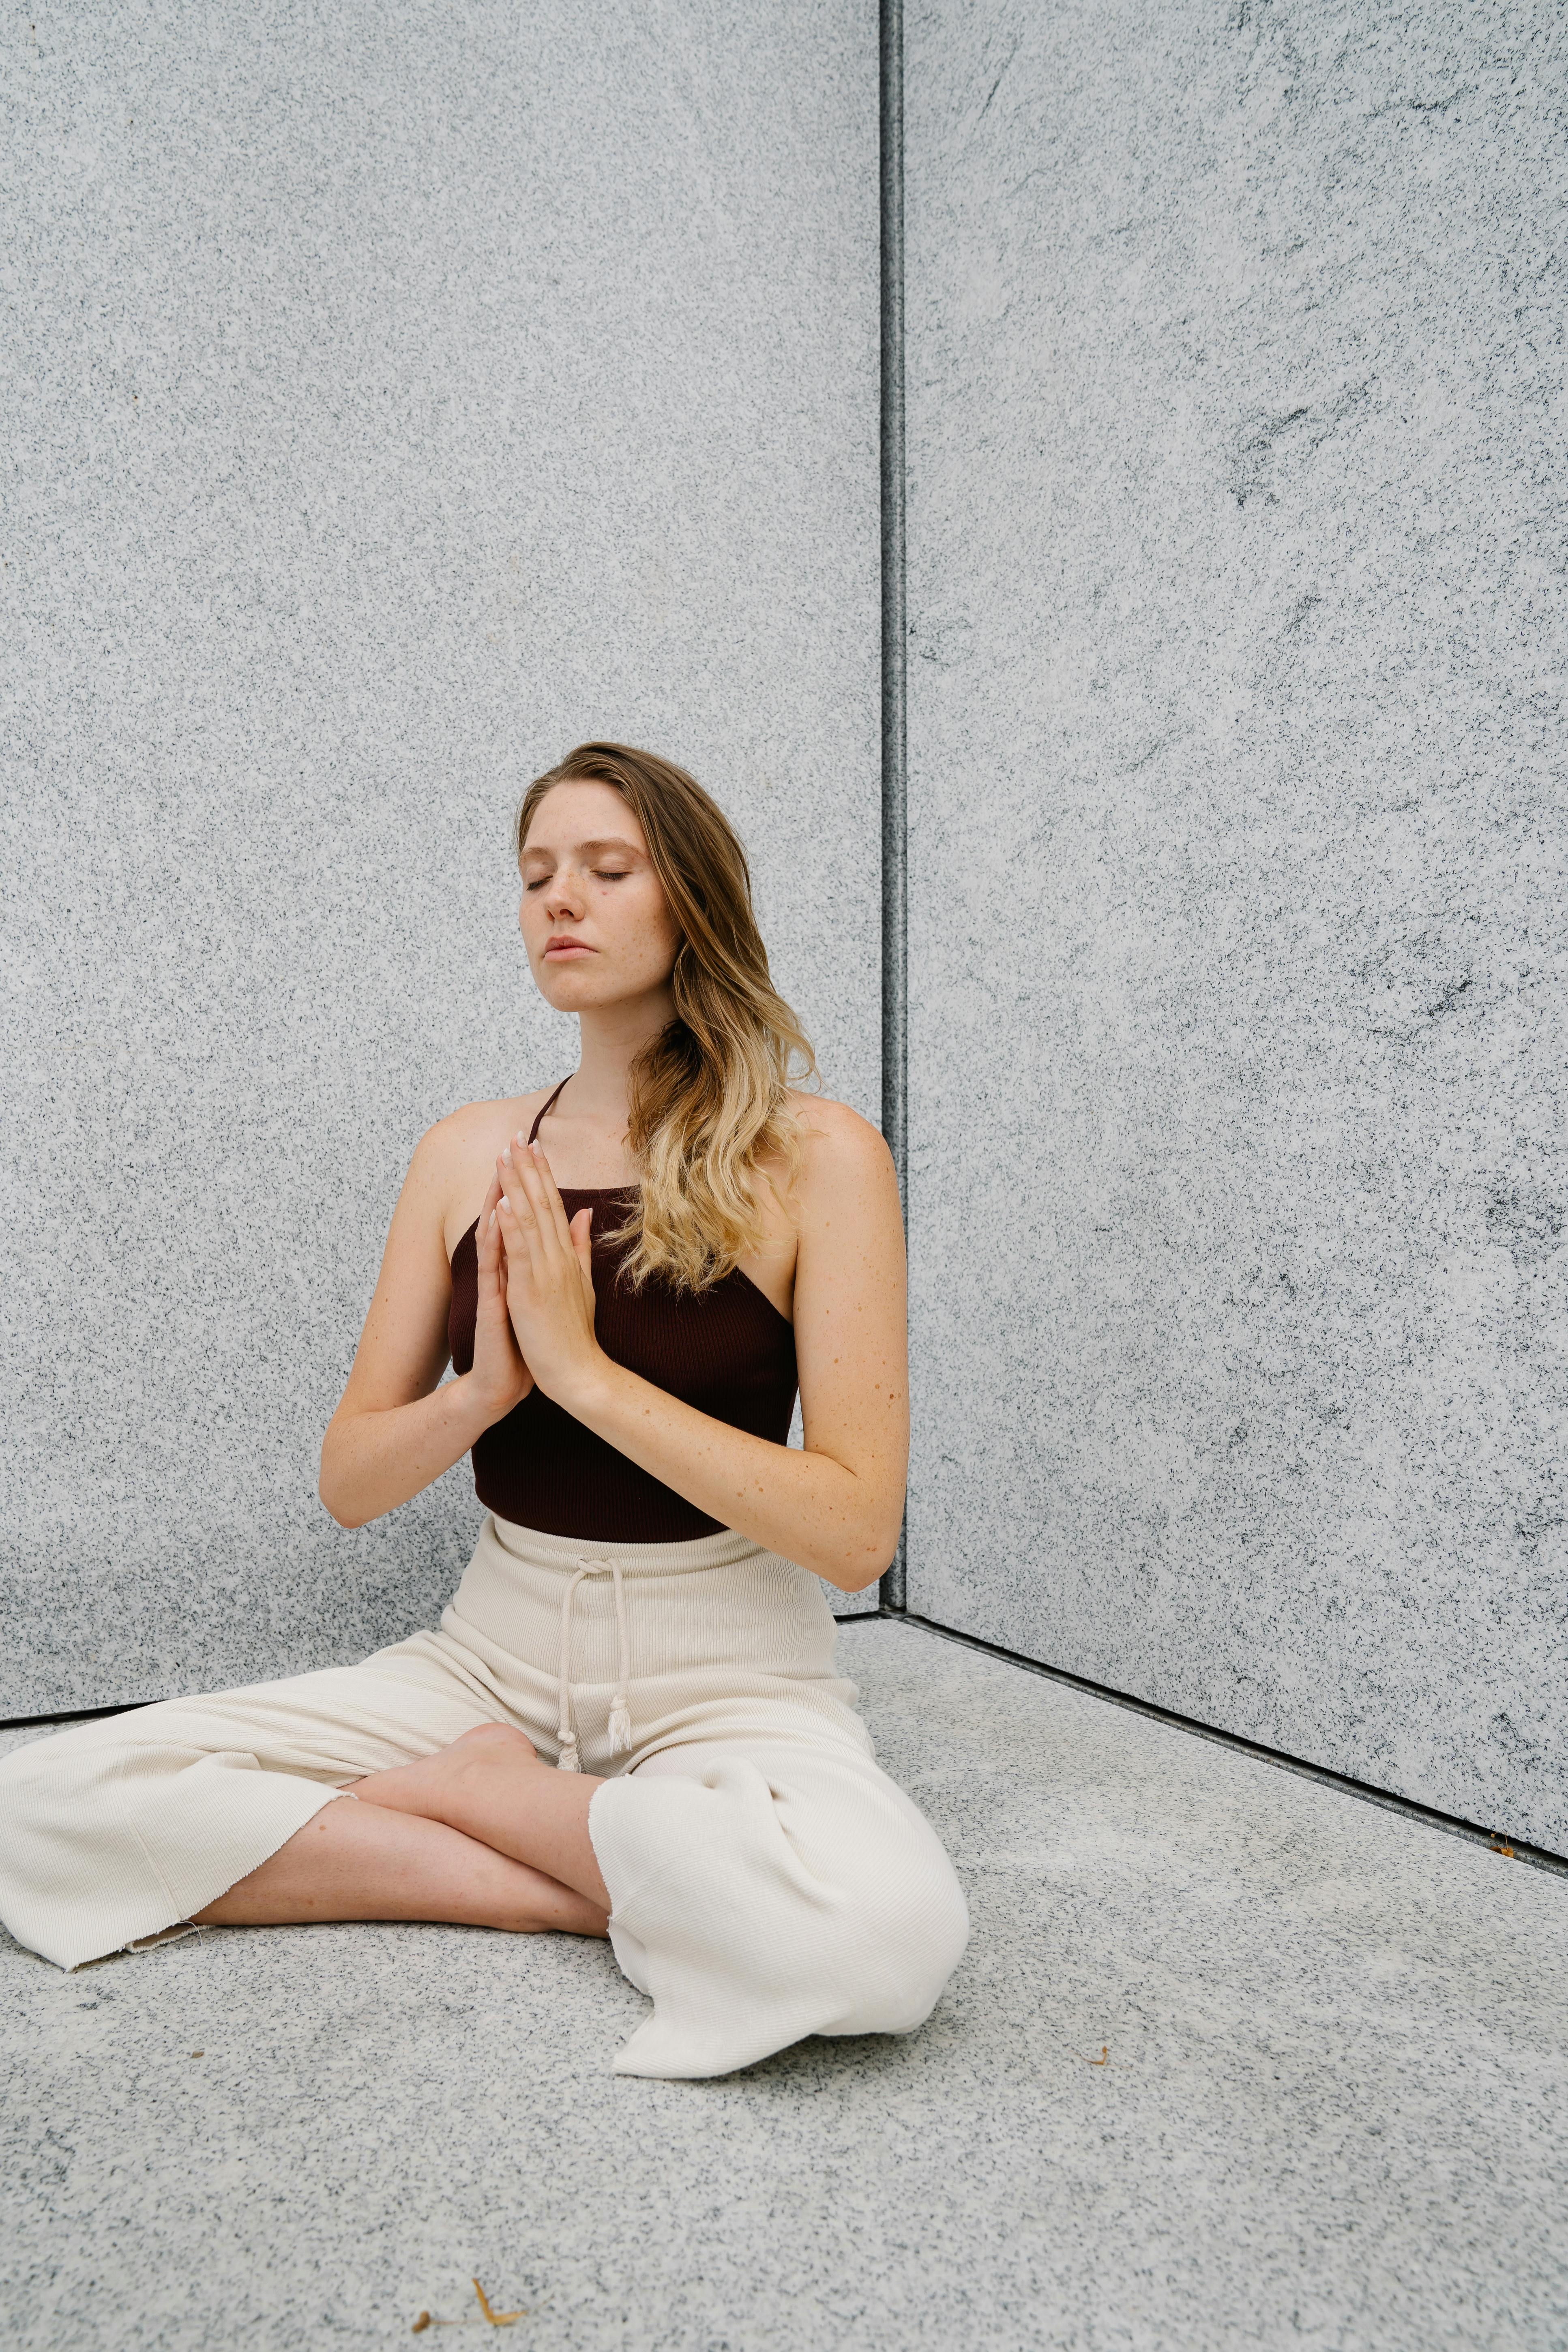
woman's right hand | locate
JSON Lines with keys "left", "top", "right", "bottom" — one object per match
{"left": 468, "top": 1170, "right": 535, "bottom": 1421}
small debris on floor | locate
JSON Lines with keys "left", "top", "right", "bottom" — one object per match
{"left": 474, "top": 2277, "right": 525, "bottom": 2325}
{"left": 411, "top": 2280, "right": 527, "bottom": 2333}
{"left": 1070, "top": 2045, "right": 1110, "bottom": 2066}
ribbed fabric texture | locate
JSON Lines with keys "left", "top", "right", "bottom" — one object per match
{"left": 448, "top": 1200, "right": 798, "bottom": 1541}
{"left": 0, "top": 1514, "right": 970, "bottom": 2079}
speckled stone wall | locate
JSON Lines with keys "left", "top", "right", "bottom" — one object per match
{"left": 2, "top": 1, "right": 879, "bottom": 1714}
{"left": 903, "top": 0, "right": 1568, "bottom": 1847}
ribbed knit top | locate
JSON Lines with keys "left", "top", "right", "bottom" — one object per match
{"left": 446, "top": 1079, "right": 799, "bottom": 1543}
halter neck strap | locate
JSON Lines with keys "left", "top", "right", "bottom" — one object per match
{"left": 527, "top": 1075, "right": 572, "bottom": 1147}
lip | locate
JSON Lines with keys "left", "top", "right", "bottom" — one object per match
{"left": 543, "top": 937, "right": 595, "bottom": 958}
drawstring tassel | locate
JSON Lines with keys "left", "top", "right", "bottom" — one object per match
{"left": 556, "top": 1555, "right": 634, "bottom": 1770}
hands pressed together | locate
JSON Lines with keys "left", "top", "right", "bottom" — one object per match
{"left": 467, "top": 1135, "right": 605, "bottom": 1425}
{"left": 325, "top": 1091, "right": 897, "bottom": 1580}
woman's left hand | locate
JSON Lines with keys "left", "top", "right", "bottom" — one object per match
{"left": 494, "top": 1135, "right": 603, "bottom": 1410}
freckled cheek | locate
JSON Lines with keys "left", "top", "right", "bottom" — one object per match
{"left": 627, "top": 903, "right": 677, "bottom": 966}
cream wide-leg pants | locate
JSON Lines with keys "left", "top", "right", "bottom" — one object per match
{"left": 0, "top": 1515, "right": 970, "bottom": 2079}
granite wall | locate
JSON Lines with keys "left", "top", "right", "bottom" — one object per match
{"left": 903, "top": 0, "right": 1568, "bottom": 1848}
{"left": 2, "top": 0, "right": 880, "bottom": 1715}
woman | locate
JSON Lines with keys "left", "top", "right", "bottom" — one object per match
{"left": 0, "top": 742, "right": 969, "bottom": 2079}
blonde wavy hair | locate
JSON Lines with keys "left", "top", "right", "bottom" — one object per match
{"left": 515, "top": 742, "right": 817, "bottom": 1294}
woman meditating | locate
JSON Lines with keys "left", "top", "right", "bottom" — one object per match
{"left": 0, "top": 742, "right": 969, "bottom": 2079}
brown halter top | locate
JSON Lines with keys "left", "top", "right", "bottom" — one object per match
{"left": 447, "top": 1077, "right": 799, "bottom": 1542}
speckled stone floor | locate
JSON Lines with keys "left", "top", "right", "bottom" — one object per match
{"left": 3, "top": 1619, "right": 1565, "bottom": 2352}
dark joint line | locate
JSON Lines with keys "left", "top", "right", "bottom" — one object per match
{"left": 879, "top": 0, "right": 908, "bottom": 1617}
{"left": 881, "top": 1612, "right": 1568, "bottom": 1877}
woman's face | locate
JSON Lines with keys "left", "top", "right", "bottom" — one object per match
{"left": 518, "top": 780, "right": 681, "bottom": 1015}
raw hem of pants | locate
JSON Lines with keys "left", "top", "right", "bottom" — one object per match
{"left": 53, "top": 1779, "right": 354, "bottom": 1973}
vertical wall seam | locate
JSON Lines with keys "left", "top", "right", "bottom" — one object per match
{"left": 879, "top": 0, "right": 909, "bottom": 1614}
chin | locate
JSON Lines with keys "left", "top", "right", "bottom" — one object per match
{"left": 538, "top": 964, "right": 613, "bottom": 1008}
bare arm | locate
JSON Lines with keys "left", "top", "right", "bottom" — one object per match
{"left": 318, "top": 1123, "right": 536, "bottom": 1530}
{"left": 493, "top": 1106, "right": 909, "bottom": 1591}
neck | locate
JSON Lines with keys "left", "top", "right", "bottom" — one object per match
{"left": 565, "top": 990, "right": 675, "bottom": 1131}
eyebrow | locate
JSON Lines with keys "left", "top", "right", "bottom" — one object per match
{"left": 521, "top": 835, "right": 646, "bottom": 861}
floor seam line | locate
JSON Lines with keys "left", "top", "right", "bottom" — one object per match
{"left": 878, "top": 1608, "right": 1568, "bottom": 1878}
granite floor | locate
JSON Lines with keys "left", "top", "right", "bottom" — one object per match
{"left": 2, "top": 1619, "right": 1564, "bottom": 2352}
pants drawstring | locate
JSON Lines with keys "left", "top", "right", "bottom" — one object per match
{"left": 556, "top": 1558, "right": 634, "bottom": 1772}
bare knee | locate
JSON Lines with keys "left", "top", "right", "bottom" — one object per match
{"left": 446, "top": 1723, "right": 539, "bottom": 1772}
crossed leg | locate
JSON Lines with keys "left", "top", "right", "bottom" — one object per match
{"left": 196, "top": 1726, "right": 610, "bottom": 1937}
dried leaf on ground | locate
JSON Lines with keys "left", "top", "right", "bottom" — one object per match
{"left": 474, "top": 2278, "right": 526, "bottom": 2326}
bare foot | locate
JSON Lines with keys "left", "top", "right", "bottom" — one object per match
{"left": 352, "top": 1722, "right": 540, "bottom": 1820}
{"left": 352, "top": 1720, "right": 609, "bottom": 1913}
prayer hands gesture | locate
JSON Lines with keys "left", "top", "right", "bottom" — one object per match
{"left": 488, "top": 1134, "right": 601, "bottom": 1412}
{"left": 468, "top": 1168, "right": 536, "bottom": 1421}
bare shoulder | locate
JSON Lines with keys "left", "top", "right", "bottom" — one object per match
{"left": 779, "top": 1094, "right": 905, "bottom": 1333}
{"left": 424, "top": 1086, "right": 556, "bottom": 1153}
{"left": 412, "top": 1086, "right": 561, "bottom": 1258}
{"left": 784, "top": 1091, "right": 899, "bottom": 1215}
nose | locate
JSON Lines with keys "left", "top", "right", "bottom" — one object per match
{"left": 541, "top": 863, "right": 586, "bottom": 922}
